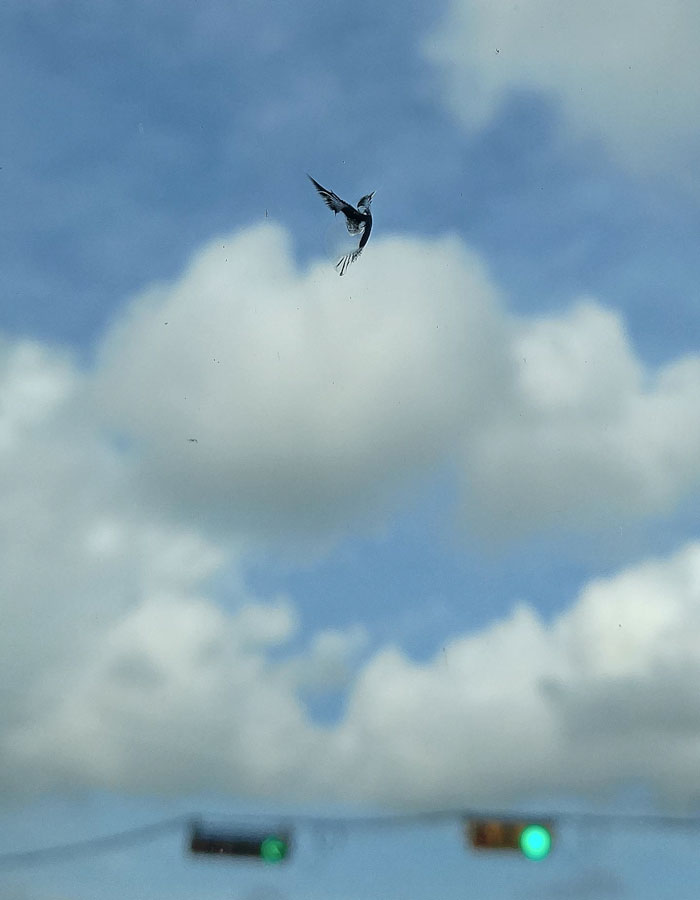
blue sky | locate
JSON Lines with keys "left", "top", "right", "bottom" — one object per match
{"left": 3, "top": 1, "right": 700, "bottom": 898}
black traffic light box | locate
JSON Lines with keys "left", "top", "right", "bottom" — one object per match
{"left": 189, "top": 824, "right": 291, "bottom": 862}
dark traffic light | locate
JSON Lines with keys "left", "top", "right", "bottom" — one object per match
{"left": 189, "top": 824, "right": 291, "bottom": 863}
{"left": 466, "top": 819, "right": 553, "bottom": 859}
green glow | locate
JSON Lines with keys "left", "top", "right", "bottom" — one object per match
{"left": 519, "top": 825, "right": 551, "bottom": 860}
{"left": 260, "top": 836, "right": 287, "bottom": 863}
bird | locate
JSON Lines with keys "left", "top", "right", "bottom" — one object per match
{"left": 307, "top": 174, "right": 375, "bottom": 275}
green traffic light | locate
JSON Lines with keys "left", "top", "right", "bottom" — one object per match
{"left": 260, "top": 836, "right": 287, "bottom": 863}
{"left": 519, "top": 824, "right": 551, "bottom": 860}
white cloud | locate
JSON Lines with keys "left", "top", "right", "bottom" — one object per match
{"left": 5, "top": 410, "right": 700, "bottom": 807}
{"left": 461, "top": 300, "right": 700, "bottom": 537}
{"left": 4, "top": 225, "right": 700, "bottom": 811}
{"left": 92, "top": 222, "right": 509, "bottom": 543}
{"left": 91, "top": 223, "right": 700, "bottom": 543}
{"left": 0, "top": 335, "right": 325, "bottom": 801}
{"left": 278, "top": 625, "right": 369, "bottom": 693}
{"left": 319, "top": 542, "right": 700, "bottom": 812}
{"left": 422, "top": 0, "right": 700, "bottom": 174}
{"left": 5, "top": 592, "right": 322, "bottom": 797}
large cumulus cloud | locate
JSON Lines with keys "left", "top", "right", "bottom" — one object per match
{"left": 4, "top": 223, "right": 700, "bottom": 813}
{"left": 92, "top": 222, "right": 700, "bottom": 544}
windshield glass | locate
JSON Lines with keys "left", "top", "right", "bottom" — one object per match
{"left": 3, "top": 2, "right": 700, "bottom": 899}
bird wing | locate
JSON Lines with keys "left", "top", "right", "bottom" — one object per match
{"left": 357, "top": 217, "right": 372, "bottom": 249}
{"left": 307, "top": 175, "right": 362, "bottom": 233}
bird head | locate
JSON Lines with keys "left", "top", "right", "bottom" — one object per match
{"left": 357, "top": 191, "right": 375, "bottom": 213}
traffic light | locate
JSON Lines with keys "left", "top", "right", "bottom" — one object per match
{"left": 189, "top": 824, "right": 291, "bottom": 863}
{"left": 466, "top": 818, "right": 553, "bottom": 860}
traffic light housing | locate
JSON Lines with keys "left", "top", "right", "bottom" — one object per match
{"left": 467, "top": 818, "right": 553, "bottom": 859}
{"left": 189, "top": 824, "right": 291, "bottom": 863}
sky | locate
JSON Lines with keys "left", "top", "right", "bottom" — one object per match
{"left": 2, "top": 0, "right": 700, "bottom": 898}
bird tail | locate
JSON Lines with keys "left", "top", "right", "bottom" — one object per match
{"left": 335, "top": 249, "right": 362, "bottom": 276}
